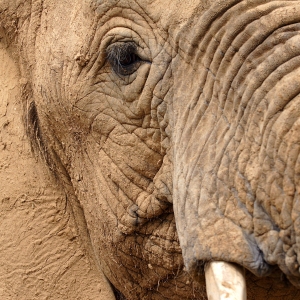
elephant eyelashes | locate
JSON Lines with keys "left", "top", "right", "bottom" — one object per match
{"left": 106, "top": 42, "right": 142, "bottom": 76}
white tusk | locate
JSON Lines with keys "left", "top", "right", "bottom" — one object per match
{"left": 204, "top": 261, "right": 247, "bottom": 300}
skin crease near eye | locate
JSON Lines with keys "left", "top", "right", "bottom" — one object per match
{"left": 106, "top": 42, "right": 143, "bottom": 76}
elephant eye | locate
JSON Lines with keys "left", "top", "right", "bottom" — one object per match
{"left": 106, "top": 42, "right": 142, "bottom": 76}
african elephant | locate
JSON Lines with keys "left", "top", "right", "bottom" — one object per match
{"left": 1, "top": 0, "right": 300, "bottom": 299}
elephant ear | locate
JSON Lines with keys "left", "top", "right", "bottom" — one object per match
{"left": 0, "top": 7, "right": 116, "bottom": 300}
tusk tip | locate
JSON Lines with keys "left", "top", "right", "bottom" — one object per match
{"left": 204, "top": 261, "right": 247, "bottom": 300}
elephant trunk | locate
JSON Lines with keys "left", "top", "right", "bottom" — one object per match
{"left": 170, "top": 0, "right": 300, "bottom": 289}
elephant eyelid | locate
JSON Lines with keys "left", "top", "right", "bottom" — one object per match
{"left": 106, "top": 42, "right": 143, "bottom": 76}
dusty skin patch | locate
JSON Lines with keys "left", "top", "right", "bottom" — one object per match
{"left": 0, "top": 32, "right": 115, "bottom": 300}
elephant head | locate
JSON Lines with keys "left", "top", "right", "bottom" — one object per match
{"left": 1, "top": 0, "right": 300, "bottom": 299}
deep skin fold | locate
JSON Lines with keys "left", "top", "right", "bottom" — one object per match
{"left": 1, "top": 0, "right": 300, "bottom": 299}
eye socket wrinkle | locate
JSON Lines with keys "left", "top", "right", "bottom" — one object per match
{"left": 106, "top": 42, "right": 142, "bottom": 76}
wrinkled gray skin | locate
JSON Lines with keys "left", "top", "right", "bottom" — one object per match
{"left": 1, "top": 0, "right": 300, "bottom": 299}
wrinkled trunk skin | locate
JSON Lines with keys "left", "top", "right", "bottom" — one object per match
{"left": 171, "top": 0, "right": 300, "bottom": 288}
{"left": 1, "top": 0, "right": 300, "bottom": 299}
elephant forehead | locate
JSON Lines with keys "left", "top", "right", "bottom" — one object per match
{"left": 93, "top": 0, "right": 211, "bottom": 29}
{"left": 136, "top": 0, "right": 210, "bottom": 27}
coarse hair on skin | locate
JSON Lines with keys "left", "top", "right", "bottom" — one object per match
{"left": 26, "top": 99, "right": 71, "bottom": 182}
{"left": 25, "top": 84, "right": 75, "bottom": 186}
{"left": 23, "top": 81, "right": 55, "bottom": 175}
{"left": 26, "top": 100, "right": 51, "bottom": 167}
